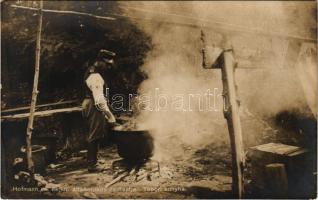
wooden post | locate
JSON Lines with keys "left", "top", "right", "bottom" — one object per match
{"left": 201, "top": 32, "right": 245, "bottom": 197}
{"left": 265, "top": 163, "right": 288, "bottom": 198}
{"left": 26, "top": 0, "right": 43, "bottom": 174}
{"left": 201, "top": 30, "right": 245, "bottom": 198}
{"left": 221, "top": 46, "right": 245, "bottom": 198}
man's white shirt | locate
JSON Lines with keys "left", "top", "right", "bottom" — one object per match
{"left": 85, "top": 73, "right": 110, "bottom": 112}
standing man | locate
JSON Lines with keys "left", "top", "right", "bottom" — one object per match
{"left": 82, "top": 49, "right": 116, "bottom": 172}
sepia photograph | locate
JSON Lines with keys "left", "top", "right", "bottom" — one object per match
{"left": 1, "top": 1, "right": 317, "bottom": 199}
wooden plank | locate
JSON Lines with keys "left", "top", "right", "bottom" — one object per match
{"left": 1, "top": 106, "right": 83, "bottom": 121}
{"left": 250, "top": 143, "right": 308, "bottom": 157}
{"left": 1, "top": 100, "right": 78, "bottom": 114}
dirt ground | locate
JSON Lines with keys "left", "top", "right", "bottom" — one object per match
{"left": 45, "top": 141, "right": 234, "bottom": 199}
{"left": 4, "top": 110, "right": 315, "bottom": 199}
{"left": 9, "top": 140, "right": 234, "bottom": 199}
{"left": 2, "top": 114, "right": 270, "bottom": 199}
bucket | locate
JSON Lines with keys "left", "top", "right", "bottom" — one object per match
{"left": 32, "top": 137, "right": 58, "bottom": 163}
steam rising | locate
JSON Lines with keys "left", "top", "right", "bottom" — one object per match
{"left": 120, "top": 2, "right": 317, "bottom": 160}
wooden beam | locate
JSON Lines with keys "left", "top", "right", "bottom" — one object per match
{"left": 1, "top": 106, "right": 82, "bottom": 121}
{"left": 10, "top": 4, "right": 315, "bottom": 42}
{"left": 120, "top": 5, "right": 316, "bottom": 42}
{"left": 1, "top": 100, "right": 78, "bottom": 114}
{"left": 11, "top": 5, "right": 116, "bottom": 21}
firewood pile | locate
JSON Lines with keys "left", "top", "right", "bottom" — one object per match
{"left": 13, "top": 171, "right": 63, "bottom": 194}
{"left": 101, "top": 159, "right": 175, "bottom": 188}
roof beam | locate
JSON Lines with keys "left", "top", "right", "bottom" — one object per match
{"left": 11, "top": 4, "right": 116, "bottom": 21}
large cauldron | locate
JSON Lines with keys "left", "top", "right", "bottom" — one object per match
{"left": 112, "top": 129, "right": 154, "bottom": 161}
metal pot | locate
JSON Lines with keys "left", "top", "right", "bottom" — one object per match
{"left": 112, "top": 129, "right": 154, "bottom": 161}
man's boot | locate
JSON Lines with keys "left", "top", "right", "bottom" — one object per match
{"left": 87, "top": 140, "right": 102, "bottom": 172}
